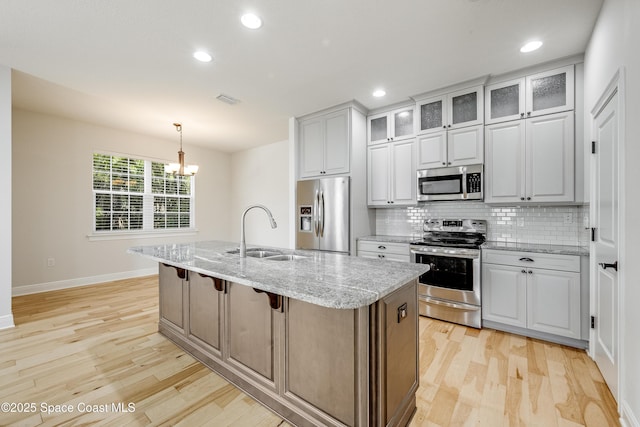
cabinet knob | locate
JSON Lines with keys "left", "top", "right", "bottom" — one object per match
{"left": 527, "top": 112, "right": 531, "bottom": 116}
{"left": 443, "top": 126, "right": 447, "bottom": 129}
{"left": 527, "top": 197, "right": 531, "bottom": 200}
{"left": 520, "top": 197, "right": 525, "bottom": 201}
{"left": 521, "top": 269, "right": 527, "bottom": 273}
{"left": 390, "top": 201, "right": 394, "bottom": 204}
{"left": 520, "top": 113, "right": 525, "bottom": 118}
{"left": 528, "top": 270, "right": 533, "bottom": 274}
{"left": 447, "top": 124, "right": 451, "bottom": 128}
{"left": 442, "top": 162, "right": 446, "bottom": 165}
{"left": 378, "top": 254, "right": 385, "bottom": 258}
{"left": 448, "top": 162, "right": 452, "bottom": 165}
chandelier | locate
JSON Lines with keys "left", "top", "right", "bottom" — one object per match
{"left": 165, "top": 123, "right": 199, "bottom": 176}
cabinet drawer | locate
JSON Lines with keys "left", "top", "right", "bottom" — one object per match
{"left": 357, "top": 240, "right": 410, "bottom": 257}
{"left": 359, "top": 251, "right": 410, "bottom": 263}
{"left": 483, "top": 249, "right": 579, "bottom": 272}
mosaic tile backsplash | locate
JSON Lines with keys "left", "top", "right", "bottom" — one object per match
{"left": 375, "top": 202, "right": 590, "bottom": 247}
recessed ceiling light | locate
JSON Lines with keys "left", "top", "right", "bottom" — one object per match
{"left": 193, "top": 51, "right": 212, "bottom": 62}
{"left": 241, "top": 13, "right": 262, "bottom": 29}
{"left": 520, "top": 41, "right": 543, "bottom": 53}
{"left": 373, "top": 89, "right": 386, "bottom": 97}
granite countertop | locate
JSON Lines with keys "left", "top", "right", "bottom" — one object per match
{"left": 358, "top": 235, "right": 419, "bottom": 244}
{"left": 128, "top": 240, "right": 429, "bottom": 310}
{"left": 482, "top": 241, "right": 589, "bottom": 256}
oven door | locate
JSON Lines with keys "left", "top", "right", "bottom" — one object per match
{"left": 410, "top": 247, "right": 481, "bottom": 306}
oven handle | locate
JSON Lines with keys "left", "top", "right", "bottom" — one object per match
{"left": 422, "top": 296, "right": 480, "bottom": 311}
{"left": 410, "top": 248, "right": 480, "bottom": 259}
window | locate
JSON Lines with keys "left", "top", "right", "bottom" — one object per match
{"left": 92, "top": 153, "right": 194, "bottom": 233}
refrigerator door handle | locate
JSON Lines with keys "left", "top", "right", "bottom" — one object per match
{"left": 313, "top": 189, "right": 320, "bottom": 236}
{"left": 320, "top": 191, "right": 325, "bottom": 237}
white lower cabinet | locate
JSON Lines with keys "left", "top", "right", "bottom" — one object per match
{"left": 357, "top": 240, "right": 410, "bottom": 263}
{"left": 482, "top": 249, "right": 582, "bottom": 342}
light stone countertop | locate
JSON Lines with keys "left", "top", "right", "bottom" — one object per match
{"left": 358, "top": 235, "right": 419, "bottom": 244}
{"left": 128, "top": 240, "right": 429, "bottom": 310}
{"left": 482, "top": 241, "right": 589, "bottom": 256}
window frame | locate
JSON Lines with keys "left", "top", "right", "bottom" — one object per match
{"left": 89, "top": 151, "right": 197, "bottom": 240}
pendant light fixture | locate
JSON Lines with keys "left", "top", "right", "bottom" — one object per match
{"left": 165, "top": 123, "right": 199, "bottom": 176}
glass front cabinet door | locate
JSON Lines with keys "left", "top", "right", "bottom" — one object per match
{"left": 486, "top": 65, "right": 574, "bottom": 124}
{"left": 526, "top": 65, "right": 574, "bottom": 118}
{"left": 367, "top": 107, "right": 415, "bottom": 144}
{"left": 485, "top": 78, "right": 526, "bottom": 125}
{"left": 417, "top": 85, "right": 483, "bottom": 135}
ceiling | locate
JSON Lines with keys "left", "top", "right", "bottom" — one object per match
{"left": 1, "top": 0, "right": 603, "bottom": 153}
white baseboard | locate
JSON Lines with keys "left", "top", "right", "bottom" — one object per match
{"left": 12, "top": 268, "right": 158, "bottom": 297}
{"left": 0, "top": 314, "right": 15, "bottom": 330}
{"left": 621, "top": 399, "right": 640, "bottom": 427}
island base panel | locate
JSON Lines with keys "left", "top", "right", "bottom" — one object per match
{"left": 158, "top": 268, "right": 418, "bottom": 427}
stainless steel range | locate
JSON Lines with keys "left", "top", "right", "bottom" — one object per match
{"left": 410, "top": 219, "right": 487, "bottom": 328}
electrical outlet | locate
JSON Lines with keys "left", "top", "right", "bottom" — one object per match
{"left": 563, "top": 213, "right": 573, "bottom": 225}
{"left": 47, "top": 257, "right": 55, "bottom": 267}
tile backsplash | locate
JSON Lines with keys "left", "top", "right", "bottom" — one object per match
{"left": 375, "top": 202, "right": 590, "bottom": 247}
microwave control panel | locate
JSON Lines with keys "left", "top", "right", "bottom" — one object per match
{"left": 467, "top": 173, "right": 482, "bottom": 193}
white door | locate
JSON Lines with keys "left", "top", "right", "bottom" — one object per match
{"left": 484, "top": 121, "right": 525, "bottom": 203}
{"left": 447, "top": 125, "right": 483, "bottom": 166}
{"left": 416, "top": 132, "right": 447, "bottom": 169}
{"left": 367, "top": 144, "right": 390, "bottom": 206}
{"left": 593, "top": 89, "right": 620, "bottom": 400}
{"left": 390, "top": 139, "right": 416, "bottom": 205}
{"left": 526, "top": 112, "right": 575, "bottom": 203}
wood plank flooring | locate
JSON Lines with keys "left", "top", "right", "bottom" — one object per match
{"left": 0, "top": 276, "right": 619, "bottom": 426}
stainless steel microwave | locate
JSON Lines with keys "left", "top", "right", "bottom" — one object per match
{"left": 417, "top": 164, "right": 483, "bottom": 202}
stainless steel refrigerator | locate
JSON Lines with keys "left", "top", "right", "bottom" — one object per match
{"left": 296, "top": 177, "right": 349, "bottom": 254}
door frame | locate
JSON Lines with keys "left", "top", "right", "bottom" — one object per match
{"left": 589, "top": 67, "right": 626, "bottom": 409}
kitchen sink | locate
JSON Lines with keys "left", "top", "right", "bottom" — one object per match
{"left": 247, "top": 250, "right": 282, "bottom": 258}
{"left": 264, "top": 254, "right": 308, "bottom": 261}
{"left": 226, "top": 247, "right": 273, "bottom": 255}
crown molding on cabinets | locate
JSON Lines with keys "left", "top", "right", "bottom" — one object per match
{"left": 486, "top": 53, "right": 585, "bottom": 86}
{"left": 411, "top": 75, "right": 490, "bottom": 103}
{"left": 297, "top": 99, "right": 368, "bottom": 121}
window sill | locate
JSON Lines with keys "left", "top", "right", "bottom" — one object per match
{"left": 87, "top": 228, "right": 199, "bottom": 242}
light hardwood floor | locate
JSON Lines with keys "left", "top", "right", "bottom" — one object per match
{"left": 0, "top": 276, "right": 619, "bottom": 427}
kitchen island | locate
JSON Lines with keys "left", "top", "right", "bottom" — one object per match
{"left": 129, "top": 241, "right": 428, "bottom": 427}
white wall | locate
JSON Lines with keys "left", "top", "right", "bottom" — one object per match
{"left": 0, "top": 66, "right": 13, "bottom": 328}
{"left": 584, "top": 0, "right": 640, "bottom": 424}
{"left": 230, "top": 140, "right": 291, "bottom": 249}
{"left": 11, "top": 109, "right": 232, "bottom": 293}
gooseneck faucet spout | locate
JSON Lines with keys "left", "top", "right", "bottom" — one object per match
{"left": 240, "top": 205, "right": 278, "bottom": 258}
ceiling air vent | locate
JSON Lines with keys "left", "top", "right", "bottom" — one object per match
{"left": 216, "top": 94, "right": 240, "bottom": 105}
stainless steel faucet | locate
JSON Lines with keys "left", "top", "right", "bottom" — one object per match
{"left": 240, "top": 205, "right": 277, "bottom": 257}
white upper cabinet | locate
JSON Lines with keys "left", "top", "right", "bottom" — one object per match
{"left": 299, "top": 108, "right": 350, "bottom": 178}
{"left": 486, "top": 65, "right": 575, "bottom": 125}
{"left": 485, "top": 78, "right": 526, "bottom": 124}
{"left": 367, "top": 106, "right": 415, "bottom": 145}
{"left": 417, "top": 125, "right": 483, "bottom": 169}
{"left": 367, "top": 139, "right": 416, "bottom": 207}
{"left": 417, "top": 85, "right": 484, "bottom": 135}
{"left": 485, "top": 111, "right": 574, "bottom": 204}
